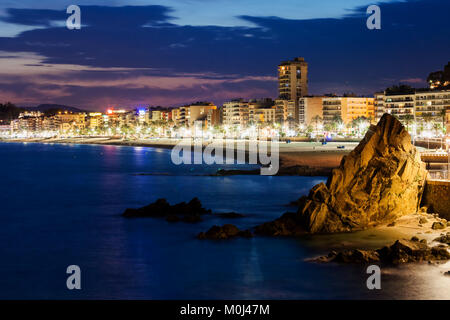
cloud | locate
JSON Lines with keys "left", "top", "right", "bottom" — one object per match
{"left": 0, "top": 1, "right": 448, "bottom": 108}
{"left": 1, "top": 5, "right": 173, "bottom": 27}
{"left": 399, "top": 78, "right": 425, "bottom": 84}
{"left": 0, "top": 51, "right": 276, "bottom": 108}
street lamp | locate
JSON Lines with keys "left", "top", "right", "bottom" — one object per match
{"left": 447, "top": 138, "right": 450, "bottom": 180}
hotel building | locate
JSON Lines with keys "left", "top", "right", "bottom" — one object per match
{"left": 415, "top": 90, "right": 450, "bottom": 124}
{"left": 151, "top": 110, "right": 162, "bottom": 121}
{"left": 249, "top": 106, "right": 277, "bottom": 124}
{"left": 322, "top": 97, "right": 374, "bottom": 125}
{"left": 446, "top": 107, "right": 450, "bottom": 135}
{"left": 12, "top": 111, "right": 44, "bottom": 132}
{"left": 206, "top": 108, "right": 220, "bottom": 128}
{"left": 171, "top": 108, "right": 182, "bottom": 125}
{"left": 54, "top": 112, "right": 86, "bottom": 133}
{"left": 178, "top": 102, "right": 217, "bottom": 127}
{"left": 374, "top": 89, "right": 450, "bottom": 125}
{"left": 87, "top": 112, "right": 103, "bottom": 130}
{"left": 298, "top": 97, "right": 324, "bottom": 126}
{"left": 248, "top": 99, "right": 275, "bottom": 124}
{"left": 278, "top": 57, "right": 308, "bottom": 123}
{"left": 222, "top": 99, "right": 249, "bottom": 127}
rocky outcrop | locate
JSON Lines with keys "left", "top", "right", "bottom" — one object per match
{"left": 255, "top": 212, "right": 306, "bottom": 236}
{"left": 434, "top": 232, "right": 450, "bottom": 245}
{"left": 314, "top": 249, "right": 380, "bottom": 264}
{"left": 213, "top": 166, "right": 333, "bottom": 177}
{"left": 197, "top": 224, "right": 253, "bottom": 240}
{"left": 123, "top": 198, "right": 211, "bottom": 222}
{"left": 257, "top": 114, "right": 427, "bottom": 235}
{"left": 377, "top": 239, "right": 450, "bottom": 264}
{"left": 315, "top": 238, "right": 450, "bottom": 265}
{"left": 215, "top": 212, "right": 245, "bottom": 219}
{"left": 432, "top": 221, "right": 447, "bottom": 230}
{"left": 123, "top": 198, "right": 247, "bottom": 224}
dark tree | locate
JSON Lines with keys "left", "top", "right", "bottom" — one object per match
{"left": 385, "top": 84, "right": 415, "bottom": 95}
{"left": 0, "top": 102, "right": 23, "bottom": 124}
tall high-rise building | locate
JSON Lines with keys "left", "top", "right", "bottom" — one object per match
{"left": 278, "top": 57, "right": 308, "bottom": 123}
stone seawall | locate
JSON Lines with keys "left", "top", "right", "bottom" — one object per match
{"left": 422, "top": 179, "right": 450, "bottom": 220}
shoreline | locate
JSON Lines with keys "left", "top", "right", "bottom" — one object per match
{"left": 1, "top": 137, "right": 355, "bottom": 176}
{"left": 302, "top": 213, "right": 450, "bottom": 252}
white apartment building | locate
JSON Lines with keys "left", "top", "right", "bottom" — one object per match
{"left": 222, "top": 99, "right": 249, "bottom": 127}
{"left": 374, "top": 89, "right": 450, "bottom": 124}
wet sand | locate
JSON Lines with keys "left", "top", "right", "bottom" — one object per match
{"left": 304, "top": 213, "right": 449, "bottom": 252}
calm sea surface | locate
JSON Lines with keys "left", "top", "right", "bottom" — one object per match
{"left": 0, "top": 142, "right": 449, "bottom": 299}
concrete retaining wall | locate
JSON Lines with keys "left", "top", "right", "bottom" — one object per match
{"left": 422, "top": 179, "right": 450, "bottom": 220}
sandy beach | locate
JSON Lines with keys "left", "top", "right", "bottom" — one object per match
{"left": 1, "top": 137, "right": 356, "bottom": 173}
{"left": 305, "top": 213, "right": 450, "bottom": 252}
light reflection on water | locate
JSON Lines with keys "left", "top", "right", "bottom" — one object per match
{"left": 0, "top": 142, "right": 449, "bottom": 299}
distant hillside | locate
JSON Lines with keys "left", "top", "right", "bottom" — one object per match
{"left": 23, "top": 104, "right": 90, "bottom": 113}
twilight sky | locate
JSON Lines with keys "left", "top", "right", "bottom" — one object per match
{"left": 0, "top": 0, "right": 449, "bottom": 110}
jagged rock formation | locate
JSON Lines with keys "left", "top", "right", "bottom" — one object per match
{"left": 314, "top": 238, "right": 450, "bottom": 265}
{"left": 432, "top": 221, "right": 447, "bottom": 230}
{"left": 122, "top": 197, "right": 211, "bottom": 222}
{"left": 197, "top": 224, "right": 253, "bottom": 240}
{"left": 434, "top": 232, "right": 450, "bottom": 245}
{"left": 122, "top": 198, "right": 245, "bottom": 223}
{"left": 256, "top": 114, "right": 427, "bottom": 235}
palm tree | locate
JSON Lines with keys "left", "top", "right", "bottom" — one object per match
{"left": 350, "top": 116, "right": 369, "bottom": 137}
{"left": 439, "top": 109, "right": 446, "bottom": 135}
{"left": 120, "top": 124, "right": 131, "bottom": 138}
{"left": 331, "top": 114, "right": 343, "bottom": 133}
{"left": 311, "top": 115, "right": 322, "bottom": 133}
{"left": 402, "top": 114, "right": 414, "bottom": 133}
{"left": 421, "top": 112, "right": 434, "bottom": 132}
{"left": 432, "top": 122, "right": 442, "bottom": 137}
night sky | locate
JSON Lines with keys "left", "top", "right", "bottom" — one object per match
{"left": 0, "top": 0, "right": 449, "bottom": 110}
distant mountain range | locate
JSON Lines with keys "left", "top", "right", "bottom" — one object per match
{"left": 22, "top": 104, "right": 91, "bottom": 113}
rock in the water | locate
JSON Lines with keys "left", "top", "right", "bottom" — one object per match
{"left": 315, "top": 239, "right": 450, "bottom": 265}
{"left": 254, "top": 212, "right": 306, "bottom": 236}
{"left": 434, "top": 232, "right": 450, "bottom": 244}
{"left": 432, "top": 221, "right": 446, "bottom": 230}
{"left": 197, "top": 224, "right": 253, "bottom": 240}
{"left": 317, "top": 249, "right": 380, "bottom": 263}
{"left": 182, "top": 214, "right": 203, "bottom": 223}
{"left": 377, "top": 239, "right": 430, "bottom": 264}
{"left": 215, "top": 212, "right": 245, "bottom": 218}
{"left": 123, "top": 197, "right": 211, "bottom": 221}
{"left": 166, "top": 214, "right": 181, "bottom": 222}
{"left": 257, "top": 114, "right": 427, "bottom": 234}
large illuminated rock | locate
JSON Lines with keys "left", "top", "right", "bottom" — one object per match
{"left": 256, "top": 113, "right": 427, "bottom": 234}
